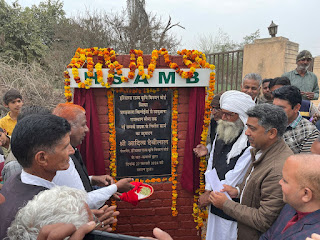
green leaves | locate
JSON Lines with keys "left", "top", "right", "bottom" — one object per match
{"left": 0, "top": 0, "right": 65, "bottom": 62}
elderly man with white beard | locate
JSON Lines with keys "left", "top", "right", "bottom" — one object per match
{"left": 193, "top": 90, "right": 255, "bottom": 240}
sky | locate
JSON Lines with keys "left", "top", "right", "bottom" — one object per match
{"left": 7, "top": 0, "right": 320, "bottom": 56}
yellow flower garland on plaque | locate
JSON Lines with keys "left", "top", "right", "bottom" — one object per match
{"left": 170, "top": 89, "right": 179, "bottom": 216}
{"left": 192, "top": 71, "right": 216, "bottom": 238}
{"left": 106, "top": 88, "right": 118, "bottom": 230}
{"left": 67, "top": 48, "right": 216, "bottom": 229}
{"left": 64, "top": 48, "right": 214, "bottom": 102}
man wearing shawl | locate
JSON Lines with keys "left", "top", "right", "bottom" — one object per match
{"left": 194, "top": 90, "right": 255, "bottom": 240}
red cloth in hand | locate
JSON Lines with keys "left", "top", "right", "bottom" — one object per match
{"left": 119, "top": 182, "right": 143, "bottom": 206}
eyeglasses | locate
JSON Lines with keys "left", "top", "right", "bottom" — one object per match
{"left": 220, "top": 111, "right": 238, "bottom": 119}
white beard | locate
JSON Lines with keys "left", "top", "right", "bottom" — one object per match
{"left": 216, "top": 119, "right": 244, "bottom": 144}
{"left": 297, "top": 63, "right": 310, "bottom": 72}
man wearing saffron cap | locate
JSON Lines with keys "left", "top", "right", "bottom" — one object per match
{"left": 194, "top": 90, "right": 255, "bottom": 240}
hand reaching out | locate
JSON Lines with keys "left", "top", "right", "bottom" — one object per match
{"left": 91, "top": 175, "right": 114, "bottom": 187}
{"left": 193, "top": 144, "right": 208, "bottom": 158}
{"left": 141, "top": 227, "right": 173, "bottom": 240}
{"left": 115, "top": 178, "right": 135, "bottom": 193}
{"left": 37, "top": 222, "right": 95, "bottom": 240}
{"left": 221, "top": 184, "right": 238, "bottom": 198}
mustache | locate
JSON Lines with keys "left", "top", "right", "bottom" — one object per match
{"left": 216, "top": 119, "right": 244, "bottom": 144}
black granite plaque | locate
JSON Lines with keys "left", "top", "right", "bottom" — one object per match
{"left": 114, "top": 89, "right": 172, "bottom": 178}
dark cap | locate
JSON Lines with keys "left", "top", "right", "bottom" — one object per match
{"left": 296, "top": 50, "right": 312, "bottom": 62}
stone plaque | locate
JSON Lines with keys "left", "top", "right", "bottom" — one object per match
{"left": 114, "top": 89, "right": 172, "bottom": 178}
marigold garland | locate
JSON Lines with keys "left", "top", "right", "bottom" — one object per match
{"left": 66, "top": 48, "right": 216, "bottom": 232}
{"left": 106, "top": 88, "right": 117, "bottom": 230}
{"left": 64, "top": 48, "right": 215, "bottom": 102}
{"left": 107, "top": 87, "right": 178, "bottom": 218}
{"left": 192, "top": 71, "right": 216, "bottom": 238}
{"left": 63, "top": 71, "right": 72, "bottom": 102}
{"left": 170, "top": 89, "right": 179, "bottom": 216}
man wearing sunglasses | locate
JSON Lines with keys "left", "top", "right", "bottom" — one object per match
{"left": 282, "top": 50, "right": 319, "bottom": 100}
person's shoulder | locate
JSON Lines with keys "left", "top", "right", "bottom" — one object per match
{"left": 299, "top": 117, "right": 318, "bottom": 130}
{"left": 266, "top": 140, "right": 292, "bottom": 171}
{"left": 0, "top": 114, "right": 8, "bottom": 123}
{"left": 273, "top": 138, "right": 293, "bottom": 153}
{"left": 307, "top": 71, "right": 318, "bottom": 78}
{"left": 0, "top": 112, "right": 11, "bottom": 124}
{"left": 282, "top": 70, "right": 295, "bottom": 77}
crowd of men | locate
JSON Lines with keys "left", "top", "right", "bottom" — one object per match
{"left": 193, "top": 50, "right": 320, "bottom": 240}
{"left": 0, "top": 50, "right": 320, "bottom": 240}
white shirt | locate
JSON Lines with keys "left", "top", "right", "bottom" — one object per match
{"left": 205, "top": 137, "right": 252, "bottom": 190}
{"left": 53, "top": 158, "right": 85, "bottom": 190}
{"left": 22, "top": 158, "right": 118, "bottom": 209}
{"left": 204, "top": 136, "right": 252, "bottom": 240}
{"left": 21, "top": 169, "right": 56, "bottom": 189}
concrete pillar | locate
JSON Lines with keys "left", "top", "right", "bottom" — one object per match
{"left": 312, "top": 56, "right": 320, "bottom": 107}
{"left": 313, "top": 56, "right": 320, "bottom": 80}
{"left": 242, "top": 37, "right": 299, "bottom": 79}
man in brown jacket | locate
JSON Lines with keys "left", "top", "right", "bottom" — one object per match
{"left": 209, "top": 104, "right": 293, "bottom": 240}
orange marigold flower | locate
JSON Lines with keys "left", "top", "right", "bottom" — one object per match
{"left": 128, "top": 72, "right": 135, "bottom": 79}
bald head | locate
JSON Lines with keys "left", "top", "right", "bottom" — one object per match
{"left": 53, "top": 103, "right": 88, "bottom": 147}
{"left": 289, "top": 154, "right": 320, "bottom": 199}
{"left": 53, "top": 103, "right": 85, "bottom": 124}
{"left": 280, "top": 154, "right": 320, "bottom": 212}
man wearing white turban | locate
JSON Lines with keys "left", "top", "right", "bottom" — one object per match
{"left": 194, "top": 90, "right": 255, "bottom": 240}
{"left": 209, "top": 104, "right": 293, "bottom": 240}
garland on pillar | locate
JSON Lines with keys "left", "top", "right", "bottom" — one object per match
{"left": 66, "top": 48, "right": 216, "bottom": 233}
{"left": 107, "top": 87, "right": 179, "bottom": 221}
{"left": 192, "top": 71, "right": 215, "bottom": 239}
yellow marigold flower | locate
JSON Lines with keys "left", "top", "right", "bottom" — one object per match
{"left": 190, "top": 67, "right": 196, "bottom": 73}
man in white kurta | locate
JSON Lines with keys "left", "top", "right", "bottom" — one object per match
{"left": 195, "top": 91, "right": 255, "bottom": 240}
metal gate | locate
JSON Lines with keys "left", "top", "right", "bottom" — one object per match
{"left": 206, "top": 50, "right": 243, "bottom": 93}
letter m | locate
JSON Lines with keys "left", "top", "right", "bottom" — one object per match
{"left": 159, "top": 72, "right": 175, "bottom": 84}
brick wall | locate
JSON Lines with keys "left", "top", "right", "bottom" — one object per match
{"left": 93, "top": 87, "right": 201, "bottom": 239}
